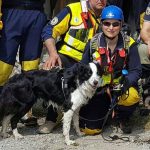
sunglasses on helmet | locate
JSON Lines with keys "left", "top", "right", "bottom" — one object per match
{"left": 102, "top": 21, "right": 121, "bottom": 27}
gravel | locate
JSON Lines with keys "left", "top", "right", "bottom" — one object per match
{"left": 1, "top": 51, "right": 149, "bottom": 150}
{"left": 0, "top": 116, "right": 150, "bottom": 150}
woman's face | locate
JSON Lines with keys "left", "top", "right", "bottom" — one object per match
{"left": 102, "top": 19, "right": 121, "bottom": 39}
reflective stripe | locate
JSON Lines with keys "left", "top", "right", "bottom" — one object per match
{"left": 92, "top": 51, "right": 100, "bottom": 60}
{"left": 0, "top": 60, "right": 13, "bottom": 86}
{"left": 118, "top": 87, "right": 140, "bottom": 106}
{"left": 21, "top": 58, "right": 39, "bottom": 71}
{"left": 101, "top": 74, "right": 121, "bottom": 86}
{"left": 59, "top": 46, "right": 83, "bottom": 61}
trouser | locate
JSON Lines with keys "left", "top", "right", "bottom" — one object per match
{"left": 79, "top": 90, "right": 110, "bottom": 129}
{"left": 0, "top": 8, "right": 47, "bottom": 86}
{"left": 0, "top": 86, "right": 3, "bottom": 94}
{"left": 46, "top": 53, "right": 78, "bottom": 122}
{"left": 79, "top": 87, "right": 140, "bottom": 130}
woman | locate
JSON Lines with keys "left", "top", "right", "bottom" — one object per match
{"left": 80, "top": 5, "right": 141, "bottom": 135}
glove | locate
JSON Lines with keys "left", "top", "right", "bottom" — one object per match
{"left": 113, "top": 77, "right": 130, "bottom": 97}
{"left": 120, "top": 77, "right": 130, "bottom": 94}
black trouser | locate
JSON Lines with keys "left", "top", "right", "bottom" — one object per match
{"left": 0, "top": 86, "right": 3, "bottom": 94}
{"left": 115, "top": 103, "right": 139, "bottom": 121}
{"left": 79, "top": 91, "right": 111, "bottom": 129}
{"left": 80, "top": 89, "right": 138, "bottom": 129}
{"left": 46, "top": 53, "right": 77, "bottom": 122}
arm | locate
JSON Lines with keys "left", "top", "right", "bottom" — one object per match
{"left": 43, "top": 38, "right": 62, "bottom": 69}
{"left": 42, "top": 7, "right": 71, "bottom": 69}
{"left": 80, "top": 40, "right": 91, "bottom": 64}
{"left": 127, "top": 44, "right": 142, "bottom": 87}
{"left": 140, "top": 21, "right": 150, "bottom": 45}
{"left": 140, "top": 3, "right": 150, "bottom": 56}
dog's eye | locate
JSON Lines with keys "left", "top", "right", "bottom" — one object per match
{"left": 87, "top": 69, "right": 92, "bottom": 76}
{"left": 97, "top": 70, "right": 101, "bottom": 76}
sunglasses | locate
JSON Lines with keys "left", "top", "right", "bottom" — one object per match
{"left": 102, "top": 21, "right": 121, "bottom": 27}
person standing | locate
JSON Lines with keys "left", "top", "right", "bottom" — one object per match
{"left": 0, "top": 0, "right": 47, "bottom": 125}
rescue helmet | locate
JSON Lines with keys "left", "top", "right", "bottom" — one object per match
{"left": 101, "top": 5, "right": 124, "bottom": 21}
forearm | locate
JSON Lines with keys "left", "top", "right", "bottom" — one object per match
{"left": 44, "top": 38, "right": 57, "bottom": 56}
{"left": 140, "top": 21, "right": 150, "bottom": 44}
{"left": 127, "top": 45, "right": 142, "bottom": 86}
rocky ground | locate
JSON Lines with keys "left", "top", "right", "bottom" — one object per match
{"left": 0, "top": 51, "right": 150, "bottom": 150}
{"left": 0, "top": 103, "right": 150, "bottom": 150}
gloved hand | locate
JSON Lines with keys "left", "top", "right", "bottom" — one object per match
{"left": 120, "top": 77, "right": 130, "bottom": 94}
{"left": 113, "top": 77, "right": 130, "bottom": 97}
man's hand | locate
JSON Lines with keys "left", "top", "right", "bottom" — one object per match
{"left": 43, "top": 52, "right": 62, "bottom": 70}
{"left": 43, "top": 38, "right": 62, "bottom": 69}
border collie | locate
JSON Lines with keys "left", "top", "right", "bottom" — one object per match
{"left": 0, "top": 62, "right": 103, "bottom": 145}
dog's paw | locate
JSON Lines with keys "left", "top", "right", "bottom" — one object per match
{"left": 65, "top": 139, "right": 76, "bottom": 146}
{"left": 0, "top": 132, "right": 10, "bottom": 138}
{"left": 14, "top": 133, "right": 23, "bottom": 140}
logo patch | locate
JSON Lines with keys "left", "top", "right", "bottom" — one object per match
{"left": 146, "top": 7, "right": 150, "bottom": 15}
{"left": 74, "top": 17, "right": 79, "bottom": 23}
{"left": 51, "top": 17, "right": 58, "bottom": 25}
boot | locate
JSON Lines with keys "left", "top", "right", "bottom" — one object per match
{"left": 21, "top": 109, "right": 38, "bottom": 126}
{"left": 37, "top": 121, "right": 56, "bottom": 134}
{"left": 119, "top": 118, "right": 132, "bottom": 134}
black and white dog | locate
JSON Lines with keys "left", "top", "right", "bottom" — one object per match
{"left": 0, "top": 62, "right": 103, "bottom": 145}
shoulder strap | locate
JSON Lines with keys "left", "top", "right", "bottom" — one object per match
{"left": 90, "top": 33, "right": 100, "bottom": 61}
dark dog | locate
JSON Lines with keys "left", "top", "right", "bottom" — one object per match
{"left": 0, "top": 62, "right": 102, "bottom": 145}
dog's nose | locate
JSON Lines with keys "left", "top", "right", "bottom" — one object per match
{"left": 93, "top": 80, "right": 98, "bottom": 86}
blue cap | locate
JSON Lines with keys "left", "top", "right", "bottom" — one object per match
{"left": 101, "top": 5, "right": 124, "bottom": 21}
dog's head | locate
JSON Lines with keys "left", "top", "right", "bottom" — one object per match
{"left": 86, "top": 62, "right": 103, "bottom": 89}
{"left": 63, "top": 62, "right": 103, "bottom": 90}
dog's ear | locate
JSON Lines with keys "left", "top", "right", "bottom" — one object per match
{"left": 75, "top": 63, "right": 93, "bottom": 82}
{"left": 93, "top": 61, "right": 104, "bottom": 77}
{"left": 63, "top": 64, "right": 78, "bottom": 83}
{"left": 73, "top": 63, "right": 90, "bottom": 74}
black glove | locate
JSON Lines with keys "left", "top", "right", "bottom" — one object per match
{"left": 120, "top": 77, "right": 130, "bottom": 94}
